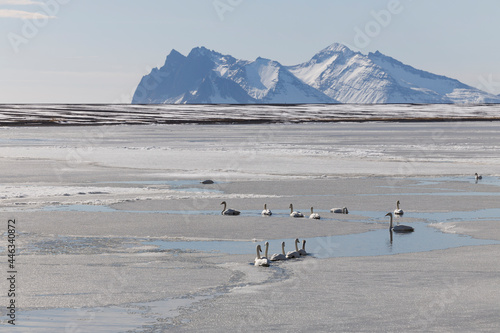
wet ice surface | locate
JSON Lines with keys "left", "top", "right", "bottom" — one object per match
{"left": 1, "top": 122, "right": 500, "bottom": 331}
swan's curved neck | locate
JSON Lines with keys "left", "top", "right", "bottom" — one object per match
{"left": 256, "top": 246, "right": 261, "bottom": 259}
{"left": 311, "top": 207, "right": 314, "bottom": 214}
{"left": 290, "top": 204, "right": 293, "bottom": 213}
{"left": 295, "top": 239, "right": 299, "bottom": 251}
{"left": 397, "top": 201, "right": 400, "bottom": 209}
{"left": 264, "top": 243, "right": 269, "bottom": 258}
{"left": 264, "top": 204, "right": 267, "bottom": 210}
{"left": 222, "top": 202, "right": 227, "bottom": 212}
{"left": 281, "top": 242, "right": 285, "bottom": 255}
{"left": 389, "top": 214, "right": 393, "bottom": 229}
{"left": 302, "top": 240, "right": 306, "bottom": 250}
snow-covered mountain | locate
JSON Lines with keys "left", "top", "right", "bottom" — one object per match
{"left": 288, "top": 43, "right": 500, "bottom": 104}
{"left": 133, "top": 44, "right": 500, "bottom": 104}
{"left": 132, "top": 47, "right": 336, "bottom": 104}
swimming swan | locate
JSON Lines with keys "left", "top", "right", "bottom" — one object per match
{"left": 309, "top": 207, "right": 320, "bottom": 219}
{"left": 298, "top": 239, "right": 307, "bottom": 256}
{"left": 261, "top": 204, "right": 272, "bottom": 216}
{"left": 286, "top": 238, "right": 301, "bottom": 259}
{"left": 289, "top": 204, "right": 304, "bottom": 218}
{"left": 220, "top": 201, "right": 240, "bottom": 215}
{"left": 254, "top": 244, "right": 270, "bottom": 267}
{"left": 475, "top": 173, "right": 482, "bottom": 181}
{"left": 331, "top": 207, "right": 348, "bottom": 214}
{"left": 262, "top": 241, "right": 269, "bottom": 259}
{"left": 394, "top": 201, "right": 404, "bottom": 215}
{"left": 270, "top": 242, "right": 287, "bottom": 261}
{"left": 385, "top": 212, "right": 414, "bottom": 233}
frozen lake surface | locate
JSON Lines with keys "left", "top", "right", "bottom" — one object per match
{"left": 17, "top": 200, "right": 500, "bottom": 258}
{"left": 1, "top": 119, "right": 500, "bottom": 331}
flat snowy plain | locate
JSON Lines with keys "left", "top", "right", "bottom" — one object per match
{"left": 1, "top": 120, "right": 500, "bottom": 332}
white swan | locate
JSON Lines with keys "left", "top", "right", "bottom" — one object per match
{"left": 220, "top": 201, "right": 240, "bottom": 216}
{"left": 394, "top": 201, "right": 404, "bottom": 215}
{"left": 270, "top": 242, "right": 287, "bottom": 261}
{"left": 331, "top": 207, "right": 348, "bottom": 214}
{"left": 475, "top": 173, "right": 482, "bottom": 181}
{"left": 309, "top": 207, "right": 320, "bottom": 219}
{"left": 261, "top": 204, "right": 272, "bottom": 216}
{"left": 298, "top": 239, "right": 307, "bottom": 256}
{"left": 385, "top": 212, "right": 414, "bottom": 233}
{"left": 289, "top": 204, "right": 304, "bottom": 218}
{"left": 254, "top": 244, "right": 270, "bottom": 267}
{"left": 286, "top": 238, "right": 301, "bottom": 259}
{"left": 262, "top": 241, "right": 269, "bottom": 259}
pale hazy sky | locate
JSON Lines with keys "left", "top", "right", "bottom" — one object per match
{"left": 1, "top": 0, "right": 499, "bottom": 103}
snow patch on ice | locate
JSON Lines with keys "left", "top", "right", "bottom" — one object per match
{"left": 430, "top": 222, "right": 458, "bottom": 234}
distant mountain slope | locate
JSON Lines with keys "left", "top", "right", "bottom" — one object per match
{"left": 288, "top": 43, "right": 500, "bottom": 104}
{"left": 132, "top": 47, "right": 336, "bottom": 104}
{"left": 133, "top": 44, "right": 500, "bottom": 104}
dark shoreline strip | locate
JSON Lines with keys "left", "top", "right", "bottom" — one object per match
{"left": 1, "top": 117, "right": 500, "bottom": 127}
{"left": 1, "top": 104, "right": 499, "bottom": 126}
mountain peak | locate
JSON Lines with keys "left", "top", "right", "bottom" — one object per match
{"left": 165, "top": 49, "right": 185, "bottom": 62}
{"left": 368, "top": 50, "right": 397, "bottom": 62}
{"left": 168, "top": 48, "right": 183, "bottom": 57}
{"left": 254, "top": 56, "right": 278, "bottom": 66}
{"left": 188, "top": 46, "right": 217, "bottom": 58}
{"left": 322, "top": 43, "right": 352, "bottom": 53}
{"left": 309, "top": 43, "right": 355, "bottom": 64}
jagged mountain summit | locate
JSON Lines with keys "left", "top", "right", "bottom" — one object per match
{"left": 132, "top": 47, "right": 336, "bottom": 104}
{"left": 133, "top": 44, "right": 500, "bottom": 104}
{"left": 288, "top": 43, "right": 500, "bottom": 104}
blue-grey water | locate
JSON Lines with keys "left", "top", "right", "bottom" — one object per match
{"left": 145, "top": 222, "right": 498, "bottom": 259}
